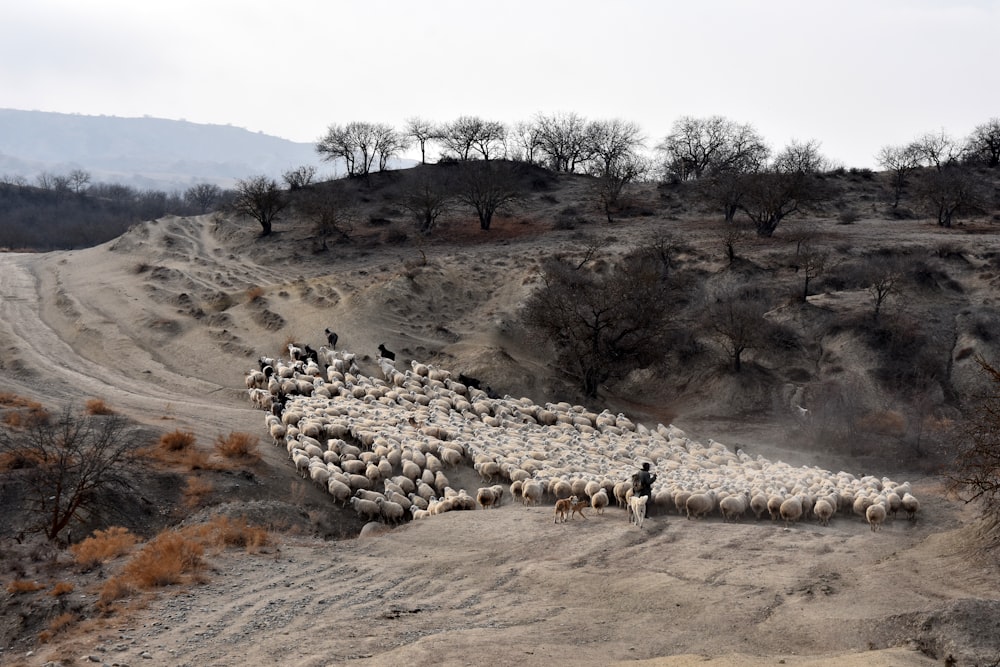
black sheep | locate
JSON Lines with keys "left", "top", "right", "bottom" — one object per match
{"left": 377, "top": 343, "right": 396, "bottom": 361}
{"left": 458, "top": 373, "right": 482, "bottom": 390}
{"left": 325, "top": 328, "right": 339, "bottom": 348}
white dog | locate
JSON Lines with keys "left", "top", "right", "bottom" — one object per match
{"left": 629, "top": 495, "right": 648, "bottom": 529}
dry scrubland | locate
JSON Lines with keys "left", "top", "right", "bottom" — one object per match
{"left": 2, "top": 168, "right": 1000, "bottom": 666}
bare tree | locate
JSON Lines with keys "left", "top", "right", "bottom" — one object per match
{"left": 791, "top": 241, "right": 830, "bottom": 302}
{"left": 282, "top": 165, "right": 317, "bottom": 190}
{"left": 717, "top": 219, "right": 753, "bottom": 265}
{"left": 316, "top": 121, "right": 404, "bottom": 177}
{"left": 67, "top": 168, "right": 91, "bottom": 194}
{"left": 522, "top": 245, "right": 673, "bottom": 397}
{"left": 532, "top": 111, "right": 593, "bottom": 173}
{"left": 232, "top": 175, "right": 288, "bottom": 236}
{"left": 184, "top": 183, "right": 222, "bottom": 213}
{"left": 404, "top": 117, "right": 440, "bottom": 165}
{"left": 509, "top": 120, "right": 543, "bottom": 165}
{"left": 585, "top": 119, "right": 645, "bottom": 177}
{"left": 863, "top": 256, "right": 904, "bottom": 321}
{"left": 773, "top": 139, "right": 828, "bottom": 174}
{"left": 591, "top": 152, "right": 649, "bottom": 222}
{"left": 400, "top": 168, "right": 454, "bottom": 233}
{"left": 0, "top": 405, "right": 148, "bottom": 542}
{"left": 876, "top": 143, "right": 921, "bottom": 208}
{"left": 739, "top": 170, "right": 820, "bottom": 237}
{"left": 655, "top": 116, "right": 769, "bottom": 181}
{"left": 295, "top": 186, "right": 358, "bottom": 246}
{"left": 702, "top": 280, "right": 773, "bottom": 373}
{"left": 964, "top": 117, "right": 1000, "bottom": 168}
{"left": 915, "top": 165, "right": 989, "bottom": 227}
{"left": 948, "top": 355, "right": 1000, "bottom": 532}
{"left": 911, "top": 129, "right": 964, "bottom": 170}
{"left": 439, "top": 116, "right": 507, "bottom": 161}
{"left": 454, "top": 160, "right": 524, "bottom": 230}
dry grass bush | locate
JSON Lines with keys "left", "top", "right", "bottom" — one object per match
{"left": 38, "top": 612, "right": 78, "bottom": 643}
{"left": 48, "top": 581, "right": 75, "bottom": 597}
{"left": 0, "top": 392, "right": 50, "bottom": 429}
{"left": 6, "top": 579, "right": 46, "bottom": 594}
{"left": 0, "top": 446, "right": 44, "bottom": 472}
{"left": 184, "top": 516, "right": 270, "bottom": 551}
{"left": 159, "top": 429, "right": 196, "bottom": 452}
{"left": 70, "top": 526, "right": 140, "bottom": 568}
{"left": 245, "top": 285, "right": 265, "bottom": 302}
{"left": 858, "top": 410, "right": 907, "bottom": 436}
{"left": 84, "top": 398, "right": 114, "bottom": 415}
{"left": 120, "top": 531, "right": 205, "bottom": 588}
{"left": 214, "top": 431, "right": 260, "bottom": 463}
{"left": 183, "top": 476, "right": 214, "bottom": 509}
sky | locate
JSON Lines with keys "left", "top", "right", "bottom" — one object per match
{"left": 2, "top": 0, "right": 998, "bottom": 169}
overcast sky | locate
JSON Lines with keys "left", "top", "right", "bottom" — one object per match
{"left": 2, "top": 0, "right": 997, "bottom": 169}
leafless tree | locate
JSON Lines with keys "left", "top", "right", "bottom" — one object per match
{"left": 295, "top": 186, "right": 358, "bottom": 246}
{"left": 316, "top": 121, "right": 405, "bottom": 177}
{"left": 585, "top": 119, "right": 645, "bottom": 177}
{"left": 915, "top": 165, "right": 989, "bottom": 227}
{"left": 404, "top": 117, "right": 441, "bottom": 165}
{"left": 739, "top": 170, "right": 820, "bottom": 237}
{"left": 532, "top": 111, "right": 593, "bottom": 173}
{"left": 863, "top": 256, "right": 904, "bottom": 321}
{"left": 509, "top": 120, "right": 543, "bottom": 165}
{"left": 522, "top": 245, "right": 673, "bottom": 397}
{"left": 184, "top": 183, "right": 222, "bottom": 213}
{"left": 964, "top": 117, "right": 1000, "bottom": 168}
{"left": 454, "top": 160, "right": 524, "bottom": 230}
{"left": 656, "top": 116, "right": 769, "bottom": 181}
{"left": 718, "top": 219, "right": 753, "bottom": 264}
{"left": 439, "top": 116, "right": 507, "bottom": 161}
{"left": 232, "top": 175, "right": 288, "bottom": 236}
{"left": 911, "top": 129, "right": 964, "bottom": 170}
{"left": 702, "top": 280, "right": 773, "bottom": 373}
{"left": 592, "top": 153, "right": 650, "bottom": 222}
{"left": 948, "top": 355, "right": 1000, "bottom": 531}
{"left": 400, "top": 168, "right": 454, "bottom": 233}
{"left": 791, "top": 241, "right": 830, "bottom": 302}
{"left": 876, "top": 143, "right": 922, "bottom": 208}
{"left": 773, "top": 139, "right": 829, "bottom": 174}
{"left": 0, "top": 405, "right": 149, "bottom": 542}
{"left": 67, "top": 168, "right": 91, "bottom": 194}
{"left": 282, "top": 165, "right": 317, "bottom": 190}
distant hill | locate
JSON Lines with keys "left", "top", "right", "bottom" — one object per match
{"left": 0, "top": 109, "right": 332, "bottom": 191}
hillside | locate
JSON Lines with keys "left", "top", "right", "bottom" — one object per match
{"left": 0, "top": 108, "right": 326, "bottom": 190}
{"left": 1, "top": 165, "right": 1000, "bottom": 666}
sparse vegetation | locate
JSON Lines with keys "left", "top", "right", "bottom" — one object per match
{"left": 70, "top": 526, "right": 140, "bottom": 567}
{"left": 214, "top": 431, "right": 260, "bottom": 463}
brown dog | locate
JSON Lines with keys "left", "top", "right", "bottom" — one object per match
{"left": 570, "top": 498, "right": 588, "bottom": 520}
{"left": 554, "top": 495, "right": 578, "bottom": 523}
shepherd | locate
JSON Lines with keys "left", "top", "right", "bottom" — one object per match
{"left": 631, "top": 461, "right": 657, "bottom": 514}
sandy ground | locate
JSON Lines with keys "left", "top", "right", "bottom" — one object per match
{"left": 2, "top": 212, "right": 1000, "bottom": 666}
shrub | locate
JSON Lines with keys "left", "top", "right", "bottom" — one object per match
{"left": 214, "top": 432, "right": 260, "bottom": 462}
{"left": 71, "top": 526, "right": 140, "bottom": 567}
{"left": 6, "top": 579, "right": 46, "bottom": 594}
{"left": 245, "top": 285, "right": 265, "bottom": 302}
{"left": 121, "top": 531, "right": 204, "bottom": 588}
{"left": 159, "top": 429, "right": 196, "bottom": 452}
{"left": 38, "top": 612, "right": 78, "bottom": 643}
{"left": 48, "top": 581, "right": 75, "bottom": 597}
{"left": 97, "top": 576, "right": 137, "bottom": 609}
{"left": 183, "top": 476, "right": 214, "bottom": 509}
{"left": 85, "top": 398, "right": 114, "bottom": 415}
{"left": 185, "top": 516, "right": 269, "bottom": 551}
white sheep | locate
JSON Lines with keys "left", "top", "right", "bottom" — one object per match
{"left": 686, "top": 491, "right": 716, "bottom": 520}
{"left": 813, "top": 498, "right": 835, "bottom": 526}
{"left": 476, "top": 486, "right": 499, "bottom": 509}
{"left": 719, "top": 493, "right": 748, "bottom": 522}
{"left": 350, "top": 496, "right": 380, "bottom": 522}
{"left": 521, "top": 480, "right": 544, "bottom": 507}
{"left": 376, "top": 497, "right": 406, "bottom": 525}
{"left": 866, "top": 502, "right": 887, "bottom": 531}
{"left": 901, "top": 492, "right": 920, "bottom": 521}
{"left": 590, "top": 488, "right": 609, "bottom": 515}
{"left": 779, "top": 496, "right": 804, "bottom": 526}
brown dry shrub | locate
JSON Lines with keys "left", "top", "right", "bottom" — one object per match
{"left": 48, "top": 581, "right": 75, "bottom": 597}
{"left": 85, "top": 398, "right": 114, "bottom": 415}
{"left": 159, "top": 429, "right": 196, "bottom": 452}
{"left": 70, "top": 526, "right": 140, "bottom": 568}
{"left": 6, "top": 579, "right": 46, "bottom": 594}
{"left": 183, "top": 476, "right": 214, "bottom": 509}
{"left": 97, "top": 576, "right": 138, "bottom": 609}
{"left": 0, "top": 446, "right": 44, "bottom": 472}
{"left": 858, "top": 410, "right": 906, "bottom": 436}
{"left": 120, "top": 531, "right": 204, "bottom": 588}
{"left": 214, "top": 431, "right": 260, "bottom": 462}
{"left": 246, "top": 285, "right": 265, "bottom": 302}
{"left": 43, "top": 612, "right": 77, "bottom": 640}
{"left": 185, "top": 516, "right": 269, "bottom": 551}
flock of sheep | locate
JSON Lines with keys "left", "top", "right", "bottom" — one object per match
{"left": 245, "top": 344, "right": 919, "bottom": 532}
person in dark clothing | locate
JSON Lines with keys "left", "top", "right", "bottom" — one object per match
{"left": 634, "top": 461, "right": 657, "bottom": 509}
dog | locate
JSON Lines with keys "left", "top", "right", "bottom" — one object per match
{"left": 554, "top": 495, "right": 578, "bottom": 523}
{"left": 629, "top": 495, "right": 648, "bottom": 529}
{"left": 570, "top": 498, "right": 588, "bottom": 520}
